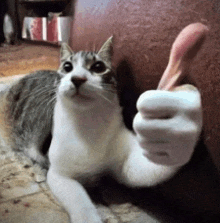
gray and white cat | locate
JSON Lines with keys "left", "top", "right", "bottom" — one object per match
{"left": 0, "top": 37, "right": 202, "bottom": 223}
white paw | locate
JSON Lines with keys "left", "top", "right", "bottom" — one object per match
{"left": 133, "top": 86, "right": 202, "bottom": 166}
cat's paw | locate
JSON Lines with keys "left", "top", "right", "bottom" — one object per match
{"left": 69, "top": 213, "right": 103, "bottom": 223}
{"left": 133, "top": 85, "right": 202, "bottom": 166}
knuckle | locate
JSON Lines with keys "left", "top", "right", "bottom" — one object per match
{"left": 133, "top": 113, "right": 142, "bottom": 129}
{"left": 133, "top": 113, "right": 149, "bottom": 135}
{"left": 133, "top": 114, "right": 167, "bottom": 135}
{"left": 133, "top": 120, "right": 150, "bottom": 136}
{"left": 136, "top": 90, "right": 156, "bottom": 111}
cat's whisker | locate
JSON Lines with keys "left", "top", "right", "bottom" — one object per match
{"left": 27, "top": 89, "right": 49, "bottom": 99}
{"left": 100, "top": 83, "right": 117, "bottom": 91}
{"left": 46, "top": 95, "right": 57, "bottom": 107}
{"left": 27, "top": 87, "right": 57, "bottom": 99}
{"left": 34, "top": 94, "right": 56, "bottom": 118}
{"left": 87, "top": 84, "right": 114, "bottom": 94}
{"left": 86, "top": 83, "right": 103, "bottom": 92}
{"left": 46, "top": 96, "right": 57, "bottom": 117}
{"left": 22, "top": 75, "right": 56, "bottom": 81}
{"left": 31, "top": 90, "right": 56, "bottom": 108}
{"left": 30, "top": 73, "right": 58, "bottom": 78}
{"left": 23, "top": 84, "right": 53, "bottom": 95}
{"left": 31, "top": 83, "right": 58, "bottom": 92}
{"left": 87, "top": 82, "right": 116, "bottom": 93}
{"left": 84, "top": 82, "right": 114, "bottom": 104}
{"left": 101, "top": 87, "right": 117, "bottom": 94}
{"left": 103, "top": 88, "right": 117, "bottom": 93}
{"left": 96, "top": 91, "right": 113, "bottom": 105}
{"left": 33, "top": 98, "right": 55, "bottom": 120}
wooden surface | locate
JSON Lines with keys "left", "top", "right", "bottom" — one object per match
{"left": 0, "top": 42, "right": 59, "bottom": 77}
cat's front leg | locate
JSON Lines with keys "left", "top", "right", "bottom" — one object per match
{"left": 133, "top": 84, "right": 202, "bottom": 167}
{"left": 47, "top": 168, "right": 102, "bottom": 223}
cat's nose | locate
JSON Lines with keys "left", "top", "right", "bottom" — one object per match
{"left": 71, "top": 76, "right": 87, "bottom": 88}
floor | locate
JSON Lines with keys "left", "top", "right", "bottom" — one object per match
{"left": 0, "top": 41, "right": 59, "bottom": 77}
{"left": 0, "top": 144, "right": 159, "bottom": 223}
{"left": 0, "top": 41, "right": 160, "bottom": 223}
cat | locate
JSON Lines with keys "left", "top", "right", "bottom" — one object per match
{"left": 0, "top": 37, "right": 202, "bottom": 223}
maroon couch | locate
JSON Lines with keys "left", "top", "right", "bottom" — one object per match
{"left": 69, "top": 0, "right": 220, "bottom": 221}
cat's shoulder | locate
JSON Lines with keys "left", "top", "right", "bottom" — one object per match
{"left": 5, "top": 70, "right": 61, "bottom": 101}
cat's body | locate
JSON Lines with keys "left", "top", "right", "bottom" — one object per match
{"left": 0, "top": 37, "right": 202, "bottom": 222}
{"left": 0, "top": 70, "right": 60, "bottom": 167}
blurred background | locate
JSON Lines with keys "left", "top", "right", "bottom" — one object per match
{"left": 0, "top": 0, "right": 72, "bottom": 76}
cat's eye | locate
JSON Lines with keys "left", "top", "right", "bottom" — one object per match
{"left": 63, "top": 62, "right": 73, "bottom": 72}
{"left": 90, "top": 61, "right": 106, "bottom": 73}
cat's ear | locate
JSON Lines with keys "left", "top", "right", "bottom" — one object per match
{"left": 98, "top": 36, "right": 113, "bottom": 65}
{"left": 60, "top": 43, "right": 73, "bottom": 62}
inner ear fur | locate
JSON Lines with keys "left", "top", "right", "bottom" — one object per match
{"left": 98, "top": 36, "right": 113, "bottom": 65}
{"left": 60, "top": 43, "right": 73, "bottom": 62}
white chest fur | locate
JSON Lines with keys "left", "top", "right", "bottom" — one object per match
{"left": 48, "top": 96, "right": 130, "bottom": 179}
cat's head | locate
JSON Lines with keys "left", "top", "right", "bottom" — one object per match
{"left": 57, "top": 37, "right": 118, "bottom": 109}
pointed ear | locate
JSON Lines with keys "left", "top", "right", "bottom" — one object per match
{"left": 98, "top": 36, "right": 113, "bottom": 65}
{"left": 60, "top": 42, "right": 73, "bottom": 62}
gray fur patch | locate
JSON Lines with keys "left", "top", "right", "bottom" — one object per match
{"left": 5, "top": 70, "right": 61, "bottom": 168}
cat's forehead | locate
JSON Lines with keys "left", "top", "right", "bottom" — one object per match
{"left": 70, "top": 51, "right": 100, "bottom": 64}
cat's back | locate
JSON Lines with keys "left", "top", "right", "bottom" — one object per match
{"left": 0, "top": 70, "right": 61, "bottom": 165}
{"left": 5, "top": 70, "right": 60, "bottom": 123}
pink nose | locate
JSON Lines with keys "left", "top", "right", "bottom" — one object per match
{"left": 71, "top": 77, "right": 87, "bottom": 88}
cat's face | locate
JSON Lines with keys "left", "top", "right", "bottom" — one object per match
{"left": 57, "top": 37, "right": 117, "bottom": 109}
